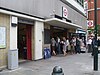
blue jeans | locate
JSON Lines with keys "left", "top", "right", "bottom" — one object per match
{"left": 76, "top": 45, "right": 81, "bottom": 53}
{"left": 56, "top": 43, "right": 61, "bottom": 54}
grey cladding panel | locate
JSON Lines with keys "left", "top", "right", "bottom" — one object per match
{"left": 0, "top": 0, "right": 87, "bottom": 29}
{"left": 0, "top": 0, "right": 55, "bottom": 18}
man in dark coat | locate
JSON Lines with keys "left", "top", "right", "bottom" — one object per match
{"left": 91, "top": 36, "right": 98, "bottom": 56}
{"left": 97, "top": 37, "right": 100, "bottom": 53}
{"left": 76, "top": 37, "right": 81, "bottom": 54}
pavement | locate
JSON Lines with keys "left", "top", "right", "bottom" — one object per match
{"left": 0, "top": 53, "right": 100, "bottom": 75}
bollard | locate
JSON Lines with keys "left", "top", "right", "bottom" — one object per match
{"left": 0, "top": 69, "right": 3, "bottom": 72}
{"left": 52, "top": 66, "right": 64, "bottom": 75}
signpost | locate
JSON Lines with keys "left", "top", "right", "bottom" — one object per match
{"left": 94, "top": 0, "right": 98, "bottom": 71}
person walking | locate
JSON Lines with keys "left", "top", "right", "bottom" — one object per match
{"left": 72, "top": 37, "right": 77, "bottom": 54}
{"left": 97, "top": 37, "right": 100, "bottom": 53}
{"left": 55, "top": 37, "right": 61, "bottom": 54}
{"left": 66, "top": 38, "right": 70, "bottom": 53}
{"left": 80, "top": 38, "right": 86, "bottom": 53}
{"left": 62, "top": 37, "right": 67, "bottom": 56}
{"left": 70, "top": 37, "right": 76, "bottom": 54}
{"left": 87, "top": 37, "right": 92, "bottom": 53}
{"left": 91, "top": 34, "right": 97, "bottom": 56}
{"left": 51, "top": 38, "right": 56, "bottom": 56}
{"left": 76, "top": 37, "right": 81, "bottom": 54}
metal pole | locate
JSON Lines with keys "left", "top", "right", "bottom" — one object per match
{"left": 94, "top": 0, "right": 98, "bottom": 71}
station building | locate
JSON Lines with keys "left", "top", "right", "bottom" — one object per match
{"left": 0, "top": 0, "right": 87, "bottom": 68}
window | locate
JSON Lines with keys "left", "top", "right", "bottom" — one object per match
{"left": 44, "top": 29, "right": 51, "bottom": 44}
{"left": 75, "top": 0, "right": 84, "bottom": 7}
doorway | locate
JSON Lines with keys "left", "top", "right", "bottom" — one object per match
{"left": 18, "top": 24, "right": 32, "bottom": 60}
{"left": 50, "top": 26, "right": 68, "bottom": 39}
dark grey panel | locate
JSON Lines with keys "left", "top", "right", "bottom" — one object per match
{"left": 44, "top": 29, "right": 51, "bottom": 44}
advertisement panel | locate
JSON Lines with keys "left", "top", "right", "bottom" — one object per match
{"left": 0, "top": 27, "right": 6, "bottom": 48}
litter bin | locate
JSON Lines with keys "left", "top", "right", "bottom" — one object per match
{"left": 8, "top": 49, "right": 18, "bottom": 70}
{"left": 44, "top": 48, "right": 51, "bottom": 59}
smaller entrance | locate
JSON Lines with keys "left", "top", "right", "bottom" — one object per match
{"left": 18, "top": 24, "right": 32, "bottom": 60}
{"left": 50, "top": 26, "right": 68, "bottom": 38}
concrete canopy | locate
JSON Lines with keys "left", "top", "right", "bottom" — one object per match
{"left": 45, "top": 18, "right": 82, "bottom": 29}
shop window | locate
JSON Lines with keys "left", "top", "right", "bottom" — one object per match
{"left": 44, "top": 29, "right": 51, "bottom": 44}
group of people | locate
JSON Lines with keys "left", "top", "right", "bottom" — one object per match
{"left": 51, "top": 36, "right": 85, "bottom": 56}
{"left": 87, "top": 35, "right": 100, "bottom": 56}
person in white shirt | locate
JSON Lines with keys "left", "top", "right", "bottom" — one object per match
{"left": 66, "top": 38, "right": 70, "bottom": 53}
{"left": 87, "top": 37, "right": 92, "bottom": 53}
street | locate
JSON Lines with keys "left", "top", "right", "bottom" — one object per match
{"left": 0, "top": 53, "right": 100, "bottom": 75}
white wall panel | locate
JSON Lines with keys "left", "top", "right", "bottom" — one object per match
{"left": 34, "top": 21, "right": 43, "bottom": 60}
{"left": 10, "top": 16, "right": 17, "bottom": 50}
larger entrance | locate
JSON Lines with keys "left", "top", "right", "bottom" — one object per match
{"left": 18, "top": 24, "right": 32, "bottom": 60}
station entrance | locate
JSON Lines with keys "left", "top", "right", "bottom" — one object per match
{"left": 50, "top": 26, "right": 68, "bottom": 39}
{"left": 18, "top": 24, "right": 32, "bottom": 60}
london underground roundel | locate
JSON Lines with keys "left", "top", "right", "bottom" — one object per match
{"left": 64, "top": 9, "right": 67, "bottom": 16}
{"left": 87, "top": 20, "right": 94, "bottom": 27}
{"left": 62, "top": 7, "right": 68, "bottom": 19}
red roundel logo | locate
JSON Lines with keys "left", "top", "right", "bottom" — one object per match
{"left": 63, "top": 7, "right": 68, "bottom": 18}
{"left": 64, "top": 9, "right": 67, "bottom": 16}
{"left": 88, "top": 21, "right": 93, "bottom": 27}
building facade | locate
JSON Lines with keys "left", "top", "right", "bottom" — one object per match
{"left": 0, "top": 0, "right": 87, "bottom": 68}
{"left": 88, "top": 0, "right": 100, "bottom": 34}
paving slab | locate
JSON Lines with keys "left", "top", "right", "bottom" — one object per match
{"left": 0, "top": 53, "right": 100, "bottom": 75}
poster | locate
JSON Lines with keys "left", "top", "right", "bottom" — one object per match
{"left": 0, "top": 27, "right": 6, "bottom": 48}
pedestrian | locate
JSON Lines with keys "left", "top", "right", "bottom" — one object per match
{"left": 73, "top": 37, "right": 77, "bottom": 54}
{"left": 70, "top": 37, "right": 76, "bottom": 54}
{"left": 66, "top": 38, "right": 70, "bottom": 53}
{"left": 87, "top": 36, "right": 92, "bottom": 53}
{"left": 91, "top": 36, "right": 95, "bottom": 56}
{"left": 76, "top": 37, "right": 81, "bottom": 54}
{"left": 80, "top": 38, "right": 86, "bottom": 53}
{"left": 55, "top": 37, "right": 61, "bottom": 54}
{"left": 51, "top": 38, "right": 56, "bottom": 56}
{"left": 97, "top": 37, "right": 100, "bottom": 53}
{"left": 62, "top": 37, "right": 67, "bottom": 56}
